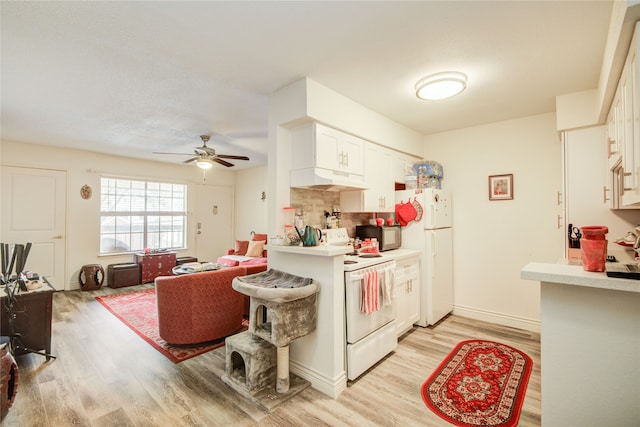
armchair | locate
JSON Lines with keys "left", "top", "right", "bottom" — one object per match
{"left": 155, "top": 266, "right": 246, "bottom": 345}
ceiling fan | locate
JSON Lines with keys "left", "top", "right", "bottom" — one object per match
{"left": 153, "top": 135, "right": 250, "bottom": 168}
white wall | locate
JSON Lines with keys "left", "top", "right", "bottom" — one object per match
{"left": 1, "top": 140, "right": 235, "bottom": 289}
{"left": 424, "top": 113, "right": 563, "bottom": 331}
{"left": 233, "top": 166, "right": 268, "bottom": 239}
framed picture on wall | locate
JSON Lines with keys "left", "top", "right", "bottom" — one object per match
{"left": 489, "top": 174, "right": 513, "bottom": 200}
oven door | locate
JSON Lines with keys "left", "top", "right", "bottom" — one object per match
{"left": 344, "top": 263, "right": 395, "bottom": 344}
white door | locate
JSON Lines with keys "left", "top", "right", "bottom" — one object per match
{"left": 195, "top": 185, "right": 233, "bottom": 263}
{"left": 1, "top": 166, "right": 66, "bottom": 290}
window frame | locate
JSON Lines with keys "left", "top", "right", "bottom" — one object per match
{"left": 99, "top": 176, "right": 187, "bottom": 255}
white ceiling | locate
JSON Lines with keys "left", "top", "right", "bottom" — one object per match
{"left": 1, "top": 1, "right": 614, "bottom": 170}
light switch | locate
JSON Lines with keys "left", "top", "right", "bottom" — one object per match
{"left": 213, "top": 205, "right": 218, "bottom": 214}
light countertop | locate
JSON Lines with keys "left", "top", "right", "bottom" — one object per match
{"left": 266, "top": 244, "right": 421, "bottom": 260}
{"left": 265, "top": 243, "right": 353, "bottom": 257}
{"left": 521, "top": 251, "right": 640, "bottom": 294}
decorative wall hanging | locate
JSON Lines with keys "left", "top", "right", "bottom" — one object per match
{"left": 80, "top": 184, "right": 92, "bottom": 200}
{"left": 488, "top": 174, "right": 513, "bottom": 201}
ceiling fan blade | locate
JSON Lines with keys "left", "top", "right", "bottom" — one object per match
{"left": 183, "top": 157, "right": 199, "bottom": 164}
{"left": 213, "top": 158, "right": 234, "bottom": 167}
{"left": 216, "top": 154, "right": 250, "bottom": 161}
{"left": 153, "top": 151, "right": 194, "bottom": 156}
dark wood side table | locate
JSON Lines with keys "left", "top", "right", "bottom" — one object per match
{"left": 0, "top": 278, "right": 55, "bottom": 360}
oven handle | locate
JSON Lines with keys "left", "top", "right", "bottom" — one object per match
{"left": 346, "top": 261, "right": 396, "bottom": 281}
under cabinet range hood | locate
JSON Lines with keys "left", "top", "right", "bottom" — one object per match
{"left": 290, "top": 168, "right": 368, "bottom": 191}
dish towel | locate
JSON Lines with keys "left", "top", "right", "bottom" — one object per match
{"left": 360, "top": 270, "right": 380, "bottom": 314}
{"left": 381, "top": 268, "right": 395, "bottom": 307}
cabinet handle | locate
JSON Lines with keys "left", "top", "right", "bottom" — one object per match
{"left": 621, "top": 169, "right": 632, "bottom": 195}
{"left": 556, "top": 191, "right": 562, "bottom": 205}
{"left": 603, "top": 186, "right": 610, "bottom": 203}
{"left": 52, "top": 234, "right": 64, "bottom": 239}
{"left": 344, "top": 152, "right": 349, "bottom": 167}
{"left": 557, "top": 215, "right": 562, "bottom": 229}
{"left": 608, "top": 138, "right": 617, "bottom": 157}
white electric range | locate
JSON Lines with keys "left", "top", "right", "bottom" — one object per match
{"left": 322, "top": 228, "right": 392, "bottom": 271}
{"left": 323, "top": 227, "right": 397, "bottom": 380}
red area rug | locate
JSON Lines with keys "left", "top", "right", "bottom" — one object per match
{"left": 421, "top": 340, "right": 532, "bottom": 427}
{"left": 96, "top": 288, "right": 247, "bottom": 363}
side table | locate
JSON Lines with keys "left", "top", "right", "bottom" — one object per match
{"left": 0, "top": 278, "right": 55, "bottom": 360}
{"left": 135, "top": 252, "right": 176, "bottom": 283}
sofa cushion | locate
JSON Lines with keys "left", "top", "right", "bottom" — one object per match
{"left": 252, "top": 233, "right": 268, "bottom": 242}
{"left": 246, "top": 240, "right": 266, "bottom": 257}
{"left": 233, "top": 240, "right": 249, "bottom": 255}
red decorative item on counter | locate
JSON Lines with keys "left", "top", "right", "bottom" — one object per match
{"left": 580, "top": 226, "right": 608, "bottom": 272}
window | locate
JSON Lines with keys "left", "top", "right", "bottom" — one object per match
{"left": 100, "top": 177, "right": 187, "bottom": 254}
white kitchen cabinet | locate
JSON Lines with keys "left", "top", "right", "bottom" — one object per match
{"left": 625, "top": 28, "right": 640, "bottom": 205}
{"left": 394, "top": 255, "right": 420, "bottom": 337}
{"left": 392, "top": 151, "right": 420, "bottom": 185}
{"left": 340, "top": 143, "right": 395, "bottom": 212}
{"left": 290, "top": 122, "right": 364, "bottom": 177}
{"left": 606, "top": 22, "right": 640, "bottom": 207}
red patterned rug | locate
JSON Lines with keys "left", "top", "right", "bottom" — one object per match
{"left": 421, "top": 340, "right": 533, "bottom": 427}
{"left": 96, "top": 288, "right": 247, "bottom": 363}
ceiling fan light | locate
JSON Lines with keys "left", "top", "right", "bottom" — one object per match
{"left": 415, "top": 71, "right": 467, "bottom": 100}
{"left": 196, "top": 158, "right": 214, "bottom": 169}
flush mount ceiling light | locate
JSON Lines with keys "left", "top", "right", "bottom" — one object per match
{"left": 195, "top": 158, "right": 214, "bottom": 169}
{"left": 415, "top": 71, "right": 467, "bottom": 100}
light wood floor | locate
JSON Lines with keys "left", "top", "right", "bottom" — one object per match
{"left": 3, "top": 284, "right": 541, "bottom": 426}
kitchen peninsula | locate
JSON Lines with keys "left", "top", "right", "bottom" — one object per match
{"left": 266, "top": 243, "right": 352, "bottom": 398}
{"left": 266, "top": 243, "right": 419, "bottom": 398}
{"left": 521, "top": 259, "right": 640, "bottom": 426}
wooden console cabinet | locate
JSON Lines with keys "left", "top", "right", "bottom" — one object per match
{"left": 135, "top": 252, "right": 176, "bottom": 283}
{"left": 0, "top": 278, "right": 55, "bottom": 360}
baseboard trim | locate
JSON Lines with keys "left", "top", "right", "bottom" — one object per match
{"left": 289, "top": 360, "right": 347, "bottom": 399}
{"left": 452, "top": 305, "right": 540, "bottom": 333}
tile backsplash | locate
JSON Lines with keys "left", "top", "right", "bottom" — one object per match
{"left": 289, "top": 188, "right": 378, "bottom": 237}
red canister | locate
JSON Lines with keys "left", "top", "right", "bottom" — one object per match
{"left": 580, "top": 226, "right": 608, "bottom": 272}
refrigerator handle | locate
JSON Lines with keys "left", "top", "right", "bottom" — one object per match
{"left": 431, "top": 232, "right": 436, "bottom": 256}
{"left": 431, "top": 232, "right": 437, "bottom": 279}
{"left": 429, "top": 204, "right": 435, "bottom": 228}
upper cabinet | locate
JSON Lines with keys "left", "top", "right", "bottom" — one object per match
{"left": 605, "top": 22, "right": 640, "bottom": 208}
{"left": 291, "top": 122, "right": 365, "bottom": 176}
{"left": 341, "top": 143, "right": 395, "bottom": 212}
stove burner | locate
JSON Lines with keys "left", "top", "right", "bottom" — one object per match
{"left": 344, "top": 260, "right": 358, "bottom": 265}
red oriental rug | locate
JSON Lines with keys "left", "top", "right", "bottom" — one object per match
{"left": 96, "top": 288, "right": 247, "bottom": 363}
{"left": 421, "top": 340, "right": 532, "bottom": 427}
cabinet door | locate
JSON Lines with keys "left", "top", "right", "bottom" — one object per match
{"left": 405, "top": 261, "right": 420, "bottom": 325}
{"left": 608, "top": 95, "right": 619, "bottom": 161}
{"left": 340, "top": 143, "right": 394, "bottom": 212}
{"left": 315, "top": 124, "right": 342, "bottom": 171}
{"left": 394, "top": 256, "right": 420, "bottom": 336}
{"left": 394, "top": 264, "right": 410, "bottom": 336}
{"left": 363, "top": 144, "right": 394, "bottom": 211}
{"left": 341, "top": 133, "right": 365, "bottom": 176}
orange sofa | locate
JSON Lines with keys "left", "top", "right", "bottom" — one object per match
{"left": 155, "top": 264, "right": 266, "bottom": 345}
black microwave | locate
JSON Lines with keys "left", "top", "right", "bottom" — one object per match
{"left": 355, "top": 225, "right": 402, "bottom": 252}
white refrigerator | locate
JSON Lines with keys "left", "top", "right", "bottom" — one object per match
{"left": 395, "top": 188, "right": 453, "bottom": 326}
